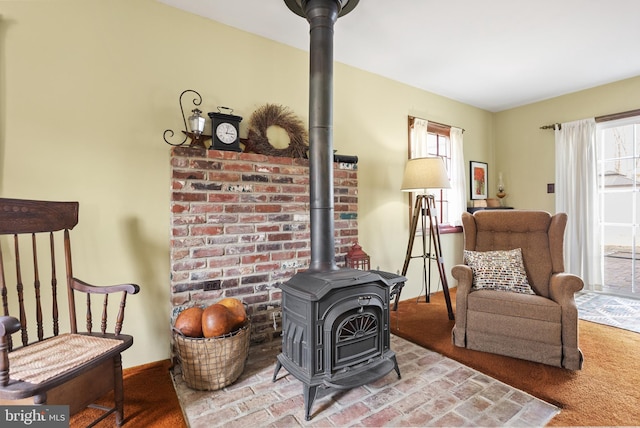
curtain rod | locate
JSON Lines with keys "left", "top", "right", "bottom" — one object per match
{"left": 595, "top": 107, "right": 640, "bottom": 123}
{"left": 409, "top": 115, "right": 466, "bottom": 133}
{"left": 539, "top": 107, "right": 640, "bottom": 130}
{"left": 539, "top": 123, "right": 560, "bottom": 130}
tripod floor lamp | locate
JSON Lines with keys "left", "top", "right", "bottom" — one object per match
{"left": 400, "top": 157, "right": 454, "bottom": 320}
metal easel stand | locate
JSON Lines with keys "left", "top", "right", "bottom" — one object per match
{"left": 399, "top": 194, "right": 454, "bottom": 320}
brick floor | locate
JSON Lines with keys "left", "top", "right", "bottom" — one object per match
{"left": 602, "top": 246, "right": 640, "bottom": 295}
{"left": 172, "top": 335, "right": 558, "bottom": 427}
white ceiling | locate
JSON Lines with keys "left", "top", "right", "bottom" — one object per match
{"left": 157, "top": 0, "right": 640, "bottom": 112}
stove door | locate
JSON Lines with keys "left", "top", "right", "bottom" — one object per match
{"left": 333, "top": 306, "right": 381, "bottom": 370}
{"left": 324, "top": 293, "right": 385, "bottom": 374}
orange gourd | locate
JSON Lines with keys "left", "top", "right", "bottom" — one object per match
{"left": 217, "top": 297, "right": 247, "bottom": 330}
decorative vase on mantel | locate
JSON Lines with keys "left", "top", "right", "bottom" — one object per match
{"left": 497, "top": 172, "right": 507, "bottom": 206}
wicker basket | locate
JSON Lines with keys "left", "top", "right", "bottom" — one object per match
{"left": 174, "top": 321, "right": 251, "bottom": 391}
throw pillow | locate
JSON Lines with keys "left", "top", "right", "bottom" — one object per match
{"left": 464, "top": 248, "right": 535, "bottom": 294}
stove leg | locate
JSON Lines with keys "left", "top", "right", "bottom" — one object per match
{"left": 392, "top": 355, "right": 401, "bottom": 379}
{"left": 272, "top": 360, "right": 282, "bottom": 382}
{"left": 304, "top": 384, "right": 319, "bottom": 421}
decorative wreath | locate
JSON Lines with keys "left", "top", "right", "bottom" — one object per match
{"left": 243, "top": 104, "right": 309, "bottom": 158}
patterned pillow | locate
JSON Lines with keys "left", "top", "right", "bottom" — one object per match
{"left": 463, "top": 248, "right": 535, "bottom": 294}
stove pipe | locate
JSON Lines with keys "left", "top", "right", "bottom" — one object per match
{"left": 284, "top": 0, "right": 359, "bottom": 272}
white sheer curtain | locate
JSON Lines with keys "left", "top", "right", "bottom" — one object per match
{"left": 555, "top": 118, "right": 602, "bottom": 287}
{"left": 410, "top": 118, "right": 429, "bottom": 158}
{"left": 449, "top": 127, "right": 465, "bottom": 226}
{"left": 409, "top": 119, "right": 466, "bottom": 227}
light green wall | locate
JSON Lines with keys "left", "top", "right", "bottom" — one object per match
{"left": 2, "top": 0, "right": 636, "bottom": 367}
{"left": 1, "top": 0, "right": 490, "bottom": 367}
{"left": 333, "top": 64, "right": 494, "bottom": 304}
{"left": 494, "top": 76, "right": 640, "bottom": 211}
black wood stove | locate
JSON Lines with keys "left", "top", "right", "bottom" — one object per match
{"left": 273, "top": 269, "right": 400, "bottom": 420}
{"left": 272, "top": 0, "right": 401, "bottom": 421}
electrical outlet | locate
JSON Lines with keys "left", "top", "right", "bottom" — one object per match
{"left": 203, "top": 280, "right": 220, "bottom": 291}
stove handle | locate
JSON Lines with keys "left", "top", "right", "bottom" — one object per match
{"left": 358, "top": 296, "right": 372, "bottom": 306}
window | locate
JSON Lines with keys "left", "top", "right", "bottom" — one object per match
{"left": 596, "top": 115, "right": 640, "bottom": 295}
{"left": 408, "top": 116, "right": 464, "bottom": 233}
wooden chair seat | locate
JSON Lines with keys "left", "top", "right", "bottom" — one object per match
{"left": 7, "top": 333, "right": 130, "bottom": 389}
{"left": 0, "top": 198, "right": 140, "bottom": 426}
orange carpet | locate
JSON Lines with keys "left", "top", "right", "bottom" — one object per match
{"left": 391, "top": 289, "right": 640, "bottom": 426}
{"left": 70, "top": 359, "right": 186, "bottom": 428}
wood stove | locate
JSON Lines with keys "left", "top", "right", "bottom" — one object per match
{"left": 273, "top": 269, "right": 400, "bottom": 420}
{"left": 272, "top": 1, "right": 401, "bottom": 420}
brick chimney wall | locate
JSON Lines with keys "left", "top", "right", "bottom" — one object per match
{"left": 170, "top": 147, "right": 359, "bottom": 344}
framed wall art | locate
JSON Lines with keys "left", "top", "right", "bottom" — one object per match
{"left": 470, "top": 161, "right": 488, "bottom": 200}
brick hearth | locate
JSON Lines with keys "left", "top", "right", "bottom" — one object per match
{"left": 172, "top": 334, "right": 559, "bottom": 427}
{"left": 170, "top": 147, "right": 359, "bottom": 344}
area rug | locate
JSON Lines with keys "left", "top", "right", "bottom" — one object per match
{"left": 391, "top": 289, "right": 640, "bottom": 426}
{"left": 576, "top": 291, "right": 640, "bottom": 333}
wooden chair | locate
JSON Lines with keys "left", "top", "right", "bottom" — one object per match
{"left": 0, "top": 198, "right": 140, "bottom": 426}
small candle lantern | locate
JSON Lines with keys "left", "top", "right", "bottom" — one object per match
{"left": 188, "top": 108, "right": 206, "bottom": 138}
{"left": 345, "top": 242, "right": 370, "bottom": 271}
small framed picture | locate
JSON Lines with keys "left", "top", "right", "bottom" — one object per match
{"left": 470, "top": 161, "right": 488, "bottom": 200}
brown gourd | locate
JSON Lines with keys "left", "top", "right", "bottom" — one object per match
{"left": 174, "top": 306, "right": 204, "bottom": 338}
{"left": 202, "top": 304, "right": 235, "bottom": 337}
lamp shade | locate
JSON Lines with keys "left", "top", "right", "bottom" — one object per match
{"left": 401, "top": 157, "right": 451, "bottom": 192}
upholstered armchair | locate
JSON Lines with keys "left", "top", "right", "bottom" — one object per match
{"left": 451, "top": 210, "right": 583, "bottom": 370}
